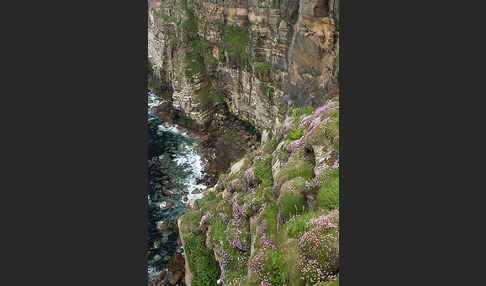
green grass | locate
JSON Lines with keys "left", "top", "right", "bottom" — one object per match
{"left": 287, "top": 128, "right": 304, "bottom": 141}
{"left": 279, "top": 159, "right": 315, "bottom": 182}
{"left": 289, "top": 105, "right": 315, "bottom": 127}
{"left": 279, "top": 177, "right": 307, "bottom": 221}
{"left": 266, "top": 249, "right": 288, "bottom": 285}
{"left": 183, "top": 233, "right": 221, "bottom": 286}
{"left": 326, "top": 108, "right": 339, "bottom": 148}
{"left": 222, "top": 25, "right": 249, "bottom": 66}
{"left": 262, "top": 135, "right": 278, "bottom": 154}
{"left": 254, "top": 153, "right": 273, "bottom": 182}
{"left": 209, "top": 215, "right": 226, "bottom": 243}
{"left": 279, "top": 191, "right": 306, "bottom": 221}
{"left": 198, "top": 87, "right": 223, "bottom": 107}
{"left": 317, "top": 280, "right": 339, "bottom": 286}
{"left": 254, "top": 61, "right": 272, "bottom": 77}
{"left": 180, "top": 210, "right": 203, "bottom": 233}
{"left": 263, "top": 202, "right": 279, "bottom": 234}
{"left": 220, "top": 239, "right": 250, "bottom": 283}
{"left": 260, "top": 82, "right": 275, "bottom": 97}
{"left": 153, "top": 11, "right": 171, "bottom": 22}
{"left": 285, "top": 211, "right": 324, "bottom": 239}
{"left": 316, "top": 168, "right": 339, "bottom": 211}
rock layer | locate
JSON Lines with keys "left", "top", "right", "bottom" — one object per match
{"left": 148, "top": 0, "right": 339, "bottom": 134}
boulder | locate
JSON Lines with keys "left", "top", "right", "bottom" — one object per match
{"left": 167, "top": 252, "right": 185, "bottom": 272}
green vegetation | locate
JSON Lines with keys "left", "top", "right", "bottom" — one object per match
{"left": 278, "top": 149, "right": 290, "bottom": 162}
{"left": 279, "top": 177, "right": 307, "bottom": 221}
{"left": 153, "top": 11, "right": 171, "bottom": 21}
{"left": 286, "top": 211, "right": 324, "bottom": 239}
{"left": 326, "top": 108, "right": 339, "bottom": 148}
{"left": 180, "top": 210, "right": 203, "bottom": 233}
{"left": 222, "top": 25, "right": 250, "bottom": 67}
{"left": 279, "top": 190, "right": 306, "bottom": 221}
{"left": 262, "top": 135, "right": 279, "bottom": 154}
{"left": 265, "top": 249, "right": 288, "bottom": 284}
{"left": 261, "top": 202, "right": 279, "bottom": 236}
{"left": 254, "top": 154, "right": 273, "bottom": 181}
{"left": 173, "top": 96, "right": 339, "bottom": 286}
{"left": 287, "top": 128, "right": 304, "bottom": 141}
{"left": 317, "top": 279, "right": 340, "bottom": 286}
{"left": 292, "top": 106, "right": 315, "bottom": 125}
{"left": 260, "top": 82, "right": 275, "bottom": 98}
{"left": 198, "top": 86, "right": 223, "bottom": 107}
{"left": 279, "top": 158, "right": 314, "bottom": 183}
{"left": 317, "top": 168, "right": 339, "bottom": 211}
{"left": 209, "top": 215, "right": 226, "bottom": 243}
{"left": 254, "top": 61, "right": 272, "bottom": 77}
{"left": 333, "top": 51, "right": 339, "bottom": 71}
{"left": 183, "top": 233, "right": 221, "bottom": 286}
{"left": 179, "top": 8, "right": 224, "bottom": 107}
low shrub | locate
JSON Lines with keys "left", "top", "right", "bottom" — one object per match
{"left": 183, "top": 233, "right": 221, "bottom": 286}
{"left": 297, "top": 210, "right": 339, "bottom": 284}
{"left": 316, "top": 168, "right": 339, "bottom": 211}
{"left": 287, "top": 128, "right": 304, "bottom": 141}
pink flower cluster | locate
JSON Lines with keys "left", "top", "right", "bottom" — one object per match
{"left": 306, "top": 210, "right": 339, "bottom": 229}
{"left": 303, "top": 101, "right": 339, "bottom": 126}
{"left": 248, "top": 249, "right": 271, "bottom": 286}
{"left": 217, "top": 244, "right": 231, "bottom": 285}
{"left": 245, "top": 167, "right": 258, "bottom": 185}
{"left": 284, "top": 117, "right": 292, "bottom": 133}
{"left": 227, "top": 178, "right": 240, "bottom": 193}
{"left": 258, "top": 219, "right": 275, "bottom": 249}
{"left": 219, "top": 212, "right": 228, "bottom": 221}
{"left": 199, "top": 211, "right": 211, "bottom": 228}
{"left": 297, "top": 210, "right": 339, "bottom": 284}
{"left": 231, "top": 195, "right": 248, "bottom": 220}
{"left": 226, "top": 219, "right": 249, "bottom": 252}
{"left": 330, "top": 155, "right": 339, "bottom": 169}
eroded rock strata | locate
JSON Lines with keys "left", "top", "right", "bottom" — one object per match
{"left": 179, "top": 100, "right": 339, "bottom": 286}
{"left": 148, "top": 0, "right": 339, "bottom": 133}
{"left": 148, "top": 0, "right": 340, "bottom": 285}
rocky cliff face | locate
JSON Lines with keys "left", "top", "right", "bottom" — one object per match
{"left": 148, "top": 0, "right": 339, "bottom": 134}
{"left": 178, "top": 100, "right": 339, "bottom": 286}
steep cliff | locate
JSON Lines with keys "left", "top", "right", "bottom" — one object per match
{"left": 179, "top": 100, "right": 339, "bottom": 286}
{"left": 148, "top": 0, "right": 339, "bottom": 133}
{"left": 148, "top": 1, "right": 340, "bottom": 285}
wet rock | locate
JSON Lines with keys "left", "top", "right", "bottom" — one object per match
{"left": 169, "top": 271, "right": 183, "bottom": 285}
{"left": 157, "top": 220, "right": 169, "bottom": 231}
{"left": 151, "top": 271, "right": 167, "bottom": 286}
{"left": 191, "top": 189, "right": 201, "bottom": 194}
{"left": 164, "top": 200, "right": 176, "bottom": 208}
{"left": 163, "top": 189, "right": 173, "bottom": 196}
{"left": 168, "top": 252, "right": 185, "bottom": 272}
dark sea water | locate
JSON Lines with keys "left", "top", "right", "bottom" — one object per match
{"left": 147, "top": 92, "right": 207, "bottom": 282}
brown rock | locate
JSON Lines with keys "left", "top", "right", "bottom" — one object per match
{"left": 163, "top": 189, "right": 173, "bottom": 196}
{"left": 191, "top": 189, "right": 201, "bottom": 194}
{"left": 168, "top": 270, "right": 183, "bottom": 285}
{"left": 222, "top": 189, "right": 232, "bottom": 199}
{"left": 158, "top": 220, "right": 169, "bottom": 231}
{"left": 165, "top": 200, "right": 176, "bottom": 208}
{"left": 167, "top": 252, "right": 185, "bottom": 272}
{"left": 151, "top": 271, "right": 167, "bottom": 286}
